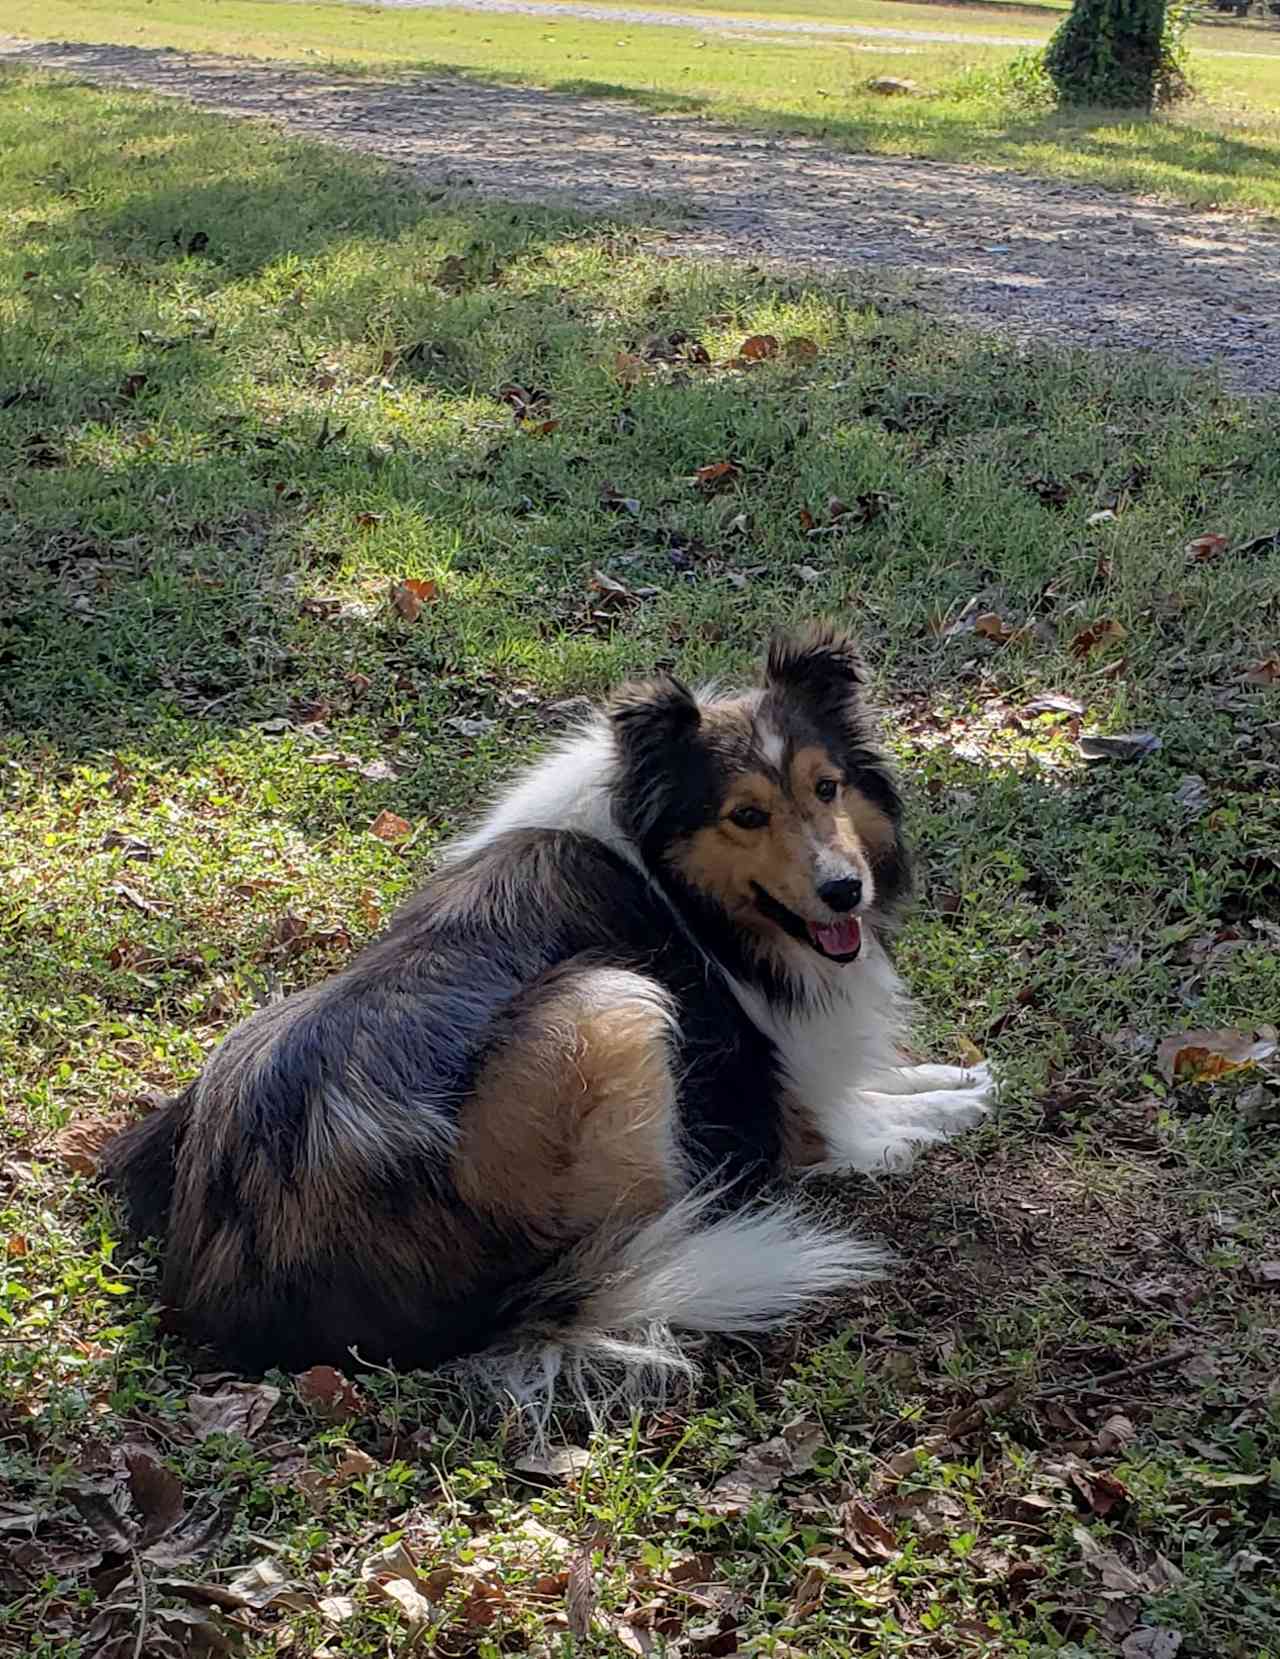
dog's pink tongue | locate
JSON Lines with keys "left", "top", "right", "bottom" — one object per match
{"left": 811, "top": 917, "right": 862, "bottom": 957}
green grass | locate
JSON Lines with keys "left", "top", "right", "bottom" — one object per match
{"left": 9, "top": 0, "right": 1280, "bottom": 217}
{"left": 4, "top": 69, "right": 1280, "bottom": 1659}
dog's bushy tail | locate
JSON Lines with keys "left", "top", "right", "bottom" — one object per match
{"left": 101, "top": 1102, "right": 183, "bottom": 1243}
{"left": 463, "top": 1189, "right": 885, "bottom": 1434}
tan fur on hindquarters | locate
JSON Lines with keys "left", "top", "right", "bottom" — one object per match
{"left": 454, "top": 968, "right": 686, "bottom": 1235}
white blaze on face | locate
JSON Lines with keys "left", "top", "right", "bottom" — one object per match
{"left": 757, "top": 724, "right": 786, "bottom": 772}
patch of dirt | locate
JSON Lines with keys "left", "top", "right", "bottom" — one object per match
{"left": 3, "top": 37, "right": 1280, "bottom": 393}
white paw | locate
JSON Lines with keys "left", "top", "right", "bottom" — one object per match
{"left": 906, "top": 1088, "right": 991, "bottom": 1135}
{"left": 811, "top": 1126, "right": 948, "bottom": 1177}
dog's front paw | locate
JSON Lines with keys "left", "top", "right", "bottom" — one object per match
{"left": 912, "top": 1088, "right": 991, "bottom": 1135}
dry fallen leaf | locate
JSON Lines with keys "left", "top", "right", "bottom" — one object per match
{"left": 590, "top": 569, "right": 638, "bottom": 610}
{"left": 1023, "top": 692, "right": 1084, "bottom": 717}
{"left": 1077, "top": 732, "right": 1162, "bottom": 762}
{"left": 693, "top": 460, "right": 739, "bottom": 494}
{"left": 295, "top": 1365, "right": 368, "bottom": 1421}
{"left": 390, "top": 577, "right": 439, "bottom": 621}
{"left": 1244, "top": 658, "right": 1280, "bottom": 686}
{"left": 615, "top": 351, "right": 645, "bottom": 385}
{"left": 112, "top": 880, "right": 164, "bottom": 916}
{"left": 974, "top": 611, "right": 1018, "bottom": 644}
{"left": 1123, "top": 1630, "right": 1184, "bottom": 1659}
{"left": 566, "top": 1548, "right": 597, "bottom": 1640}
{"left": 1156, "top": 1025, "right": 1277, "bottom": 1086}
{"left": 790, "top": 1563, "right": 826, "bottom": 1618}
{"left": 515, "top": 1445, "right": 592, "bottom": 1483}
{"left": 369, "top": 809, "right": 412, "bottom": 843}
{"left": 1069, "top": 1468, "right": 1129, "bottom": 1517}
{"left": 1185, "top": 532, "right": 1229, "bottom": 562}
{"left": 333, "top": 1450, "right": 378, "bottom": 1484}
{"left": 187, "top": 1382, "right": 280, "bottom": 1443}
{"left": 1095, "top": 1413, "right": 1137, "bottom": 1456}
{"left": 54, "top": 1113, "right": 130, "bottom": 1176}
{"left": 6, "top": 1234, "right": 28, "bottom": 1257}
{"left": 1072, "top": 1524, "right": 1146, "bottom": 1593}
{"left": 739, "top": 334, "right": 780, "bottom": 362}
{"left": 1071, "top": 618, "right": 1128, "bottom": 658}
{"left": 709, "top": 1421, "right": 824, "bottom": 1514}
{"left": 842, "top": 1498, "right": 897, "bottom": 1562}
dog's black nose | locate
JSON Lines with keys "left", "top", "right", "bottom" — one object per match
{"left": 818, "top": 877, "right": 863, "bottom": 914}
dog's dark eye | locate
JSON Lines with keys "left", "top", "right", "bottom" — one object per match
{"left": 728, "top": 805, "right": 769, "bottom": 831}
{"left": 815, "top": 778, "right": 839, "bottom": 803}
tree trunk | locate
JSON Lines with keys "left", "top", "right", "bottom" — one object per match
{"left": 1044, "top": 0, "right": 1170, "bottom": 107}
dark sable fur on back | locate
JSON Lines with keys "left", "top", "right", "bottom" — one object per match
{"left": 104, "top": 625, "right": 910, "bottom": 1380}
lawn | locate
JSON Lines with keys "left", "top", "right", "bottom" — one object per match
{"left": 7, "top": 0, "right": 1280, "bottom": 217}
{"left": 3, "top": 68, "right": 1280, "bottom": 1659}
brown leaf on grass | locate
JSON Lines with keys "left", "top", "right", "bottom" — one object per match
{"left": 123, "top": 1445, "right": 184, "bottom": 1544}
{"left": 354, "top": 511, "right": 384, "bottom": 529}
{"left": 667, "top": 1552, "right": 718, "bottom": 1586}
{"left": 376, "top": 1577, "right": 437, "bottom": 1629}
{"left": 566, "top": 1548, "right": 597, "bottom": 1640}
{"left": 334, "top": 1448, "right": 378, "bottom": 1480}
{"left": 1123, "top": 1627, "right": 1184, "bottom": 1659}
{"left": 187, "top": 1382, "right": 280, "bottom": 1443}
{"left": 7, "top": 1234, "right": 28, "bottom": 1257}
{"left": 1023, "top": 692, "right": 1084, "bottom": 717}
{"left": 783, "top": 337, "right": 819, "bottom": 362}
{"left": 1071, "top": 618, "right": 1127, "bottom": 657}
{"left": 118, "top": 373, "right": 149, "bottom": 401}
{"left": 798, "top": 508, "right": 816, "bottom": 532}
{"left": 369, "top": 809, "right": 411, "bottom": 843}
{"left": 1095, "top": 1413, "right": 1137, "bottom": 1456}
{"left": 693, "top": 460, "right": 739, "bottom": 494}
{"left": 589, "top": 569, "right": 639, "bottom": 612}
{"left": 112, "top": 881, "right": 165, "bottom": 916}
{"left": 1072, "top": 1524, "right": 1147, "bottom": 1593}
{"left": 1069, "top": 1469, "right": 1129, "bottom": 1517}
{"left": 515, "top": 1445, "right": 592, "bottom": 1483}
{"left": 461, "top": 1577, "right": 511, "bottom": 1629}
{"left": 227, "top": 1555, "right": 319, "bottom": 1612}
{"left": 708, "top": 1421, "right": 824, "bottom": 1514}
{"left": 1185, "top": 532, "right": 1229, "bottom": 562}
{"left": 790, "top": 1564, "right": 826, "bottom": 1618}
{"left": 739, "top": 334, "right": 779, "bottom": 361}
{"left": 1244, "top": 658, "right": 1280, "bottom": 686}
{"left": 295, "top": 1365, "right": 368, "bottom": 1421}
{"left": 1156, "top": 1026, "right": 1277, "bottom": 1086}
{"left": 1077, "top": 732, "right": 1162, "bottom": 762}
{"left": 615, "top": 351, "right": 645, "bottom": 386}
{"left": 974, "top": 611, "right": 1018, "bottom": 644}
{"left": 389, "top": 577, "right": 439, "bottom": 621}
{"left": 841, "top": 1498, "right": 897, "bottom": 1562}
{"left": 934, "top": 596, "right": 984, "bottom": 639}
{"left": 54, "top": 1114, "right": 130, "bottom": 1176}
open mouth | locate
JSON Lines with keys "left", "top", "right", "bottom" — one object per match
{"left": 751, "top": 884, "right": 863, "bottom": 963}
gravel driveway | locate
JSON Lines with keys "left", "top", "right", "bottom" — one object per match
{"left": 4, "top": 36, "right": 1278, "bottom": 393}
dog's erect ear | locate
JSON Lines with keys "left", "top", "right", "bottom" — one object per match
{"left": 608, "top": 676, "right": 701, "bottom": 843}
{"left": 609, "top": 674, "right": 701, "bottom": 748}
{"left": 765, "top": 624, "right": 866, "bottom": 719}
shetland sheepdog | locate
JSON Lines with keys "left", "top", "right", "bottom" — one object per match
{"left": 105, "top": 625, "right": 993, "bottom": 1416}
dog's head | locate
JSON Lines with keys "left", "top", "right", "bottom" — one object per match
{"left": 609, "top": 625, "right": 910, "bottom": 976}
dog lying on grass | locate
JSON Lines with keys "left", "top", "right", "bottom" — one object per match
{"left": 106, "top": 625, "right": 993, "bottom": 1417}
